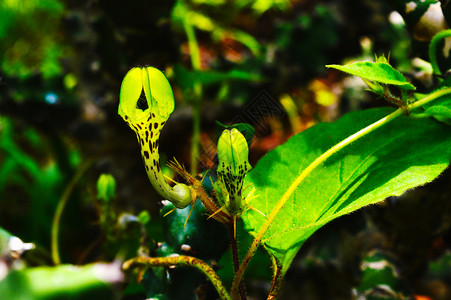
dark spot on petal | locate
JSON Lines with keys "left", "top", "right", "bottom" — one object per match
{"left": 154, "top": 123, "right": 159, "bottom": 129}
{"left": 144, "top": 151, "right": 150, "bottom": 159}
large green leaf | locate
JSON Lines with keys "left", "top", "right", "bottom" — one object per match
{"left": 242, "top": 107, "right": 451, "bottom": 273}
{"left": 327, "top": 62, "right": 416, "bottom": 90}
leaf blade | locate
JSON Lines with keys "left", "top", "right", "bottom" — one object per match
{"left": 242, "top": 107, "right": 451, "bottom": 273}
{"left": 327, "top": 61, "right": 416, "bottom": 90}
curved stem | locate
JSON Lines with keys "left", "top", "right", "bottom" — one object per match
{"left": 123, "top": 255, "right": 230, "bottom": 300}
{"left": 168, "top": 160, "right": 231, "bottom": 223}
{"left": 267, "top": 256, "right": 283, "bottom": 300}
{"left": 429, "top": 29, "right": 451, "bottom": 76}
{"left": 231, "top": 87, "right": 451, "bottom": 297}
{"left": 52, "top": 159, "right": 93, "bottom": 265}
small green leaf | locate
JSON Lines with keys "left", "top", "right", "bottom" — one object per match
{"left": 327, "top": 61, "right": 416, "bottom": 90}
{"left": 416, "top": 88, "right": 451, "bottom": 125}
{"left": 356, "top": 250, "right": 410, "bottom": 297}
{"left": 242, "top": 107, "right": 451, "bottom": 274}
{"left": 424, "top": 104, "right": 451, "bottom": 122}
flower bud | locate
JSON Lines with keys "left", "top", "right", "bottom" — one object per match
{"left": 97, "top": 173, "right": 116, "bottom": 203}
{"left": 217, "top": 128, "right": 252, "bottom": 215}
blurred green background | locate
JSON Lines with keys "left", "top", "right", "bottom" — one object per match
{"left": 1, "top": 0, "right": 451, "bottom": 299}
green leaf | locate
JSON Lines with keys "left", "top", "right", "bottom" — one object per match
{"left": 174, "top": 64, "right": 262, "bottom": 90}
{"left": 356, "top": 250, "right": 410, "bottom": 298}
{"left": 327, "top": 61, "right": 416, "bottom": 90}
{"left": 423, "top": 101, "right": 451, "bottom": 124}
{"left": 415, "top": 87, "right": 451, "bottom": 125}
{"left": 0, "top": 263, "right": 122, "bottom": 299}
{"left": 160, "top": 201, "right": 229, "bottom": 260}
{"left": 242, "top": 107, "right": 451, "bottom": 274}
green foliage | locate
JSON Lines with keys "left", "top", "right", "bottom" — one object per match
{"left": 355, "top": 251, "right": 411, "bottom": 298}
{"left": 171, "top": 0, "right": 270, "bottom": 56}
{"left": 160, "top": 201, "right": 229, "bottom": 260}
{"left": 173, "top": 64, "right": 262, "bottom": 91}
{"left": 420, "top": 95, "right": 451, "bottom": 124}
{"left": 327, "top": 61, "right": 416, "bottom": 90}
{"left": 0, "top": 117, "right": 69, "bottom": 244}
{"left": 3, "top": 2, "right": 451, "bottom": 300}
{"left": 0, "top": 263, "right": 122, "bottom": 300}
{"left": 141, "top": 202, "right": 229, "bottom": 299}
{"left": 242, "top": 107, "right": 451, "bottom": 273}
{"left": 0, "top": 0, "right": 66, "bottom": 78}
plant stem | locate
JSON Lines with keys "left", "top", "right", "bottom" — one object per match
{"left": 182, "top": 4, "right": 202, "bottom": 175}
{"left": 267, "top": 256, "right": 283, "bottom": 300}
{"left": 429, "top": 29, "right": 451, "bottom": 76}
{"left": 123, "top": 255, "right": 231, "bottom": 300}
{"left": 231, "top": 87, "right": 451, "bottom": 297}
{"left": 51, "top": 159, "right": 93, "bottom": 265}
{"left": 228, "top": 219, "right": 246, "bottom": 300}
{"left": 191, "top": 90, "right": 201, "bottom": 175}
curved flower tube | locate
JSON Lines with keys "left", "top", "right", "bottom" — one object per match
{"left": 118, "top": 67, "right": 194, "bottom": 209}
